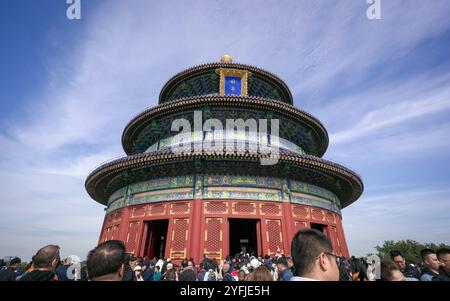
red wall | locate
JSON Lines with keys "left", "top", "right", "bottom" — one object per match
{"left": 98, "top": 199, "right": 350, "bottom": 264}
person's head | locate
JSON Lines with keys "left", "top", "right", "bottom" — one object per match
{"left": 181, "top": 259, "right": 188, "bottom": 268}
{"left": 436, "top": 248, "right": 450, "bottom": 273}
{"left": 33, "top": 245, "right": 60, "bottom": 271}
{"left": 238, "top": 270, "right": 246, "bottom": 281}
{"left": 276, "top": 257, "right": 288, "bottom": 272}
{"left": 187, "top": 260, "right": 194, "bottom": 269}
{"left": 421, "top": 249, "right": 441, "bottom": 272}
{"left": 286, "top": 256, "right": 293, "bottom": 268}
{"left": 86, "top": 240, "right": 126, "bottom": 281}
{"left": 141, "top": 259, "right": 150, "bottom": 271}
{"left": 247, "top": 266, "right": 273, "bottom": 281}
{"left": 222, "top": 263, "right": 230, "bottom": 274}
{"left": 9, "top": 257, "right": 21, "bottom": 270}
{"left": 390, "top": 250, "right": 406, "bottom": 271}
{"left": 291, "top": 229, "right": 339, "bottom": 281}
{"left": 154, "top": 266, "right": 160, "bottom": 272}
{"left": 381, "top": 260, "right": 406, "bottom": 281}
{"left": 134, "top": 265, "right": 142, "bottom": 277}
{"left": 166, "top": 263, "right": 173, "bottom": 271}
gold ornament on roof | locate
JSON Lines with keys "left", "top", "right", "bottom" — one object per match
{"left": 220, "top": 54, "right": 233, "bottom": 63}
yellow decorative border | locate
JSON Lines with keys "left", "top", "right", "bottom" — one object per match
{"left": 259, "top": 203, "right": 282, "bottom": 216}
{"left": 216, "top": 68, "right": 251, "bottom": 96}
{"left": 291, "top": 205, "right": 311, "bottom": 219}
{"left": 170, "top": 219, "right": 189, "bottom": 258}
{"left": 232, "top": 202, "right": 257, "bottom": 215}
{"left": 204, "top": 218, "right": 223, "bottom": 251}
{"left": 148, "top": 203, "right": 166, "bottom": 216}
{"left": 169, "top": 202, "right": 191, "bottom": 215}
{"left": 126, "top": 221, "right": 139, "bottom": 254}
{"left": 170, "top": 248, "right": 187, "bottom": 259}
{"left": 265, "top": 219, "right": 283, "bottom": 254}
{"left": 204, "top": 201, "right": 229, "bottom": 214}
{"left": 310, "top": 208, "right": 325, "bottom": 221}
{"left": 131, "top": 206, "right": 146, "bottom": 218}
{"left": 295, "top": 221, "right": 308, "bottom": 229}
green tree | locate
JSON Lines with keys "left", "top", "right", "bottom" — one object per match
{"left": 375, "top": 240, "right": 450, "bottom": 264}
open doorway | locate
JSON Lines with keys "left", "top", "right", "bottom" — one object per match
{"left": 311, "top": 223, "right": 326, "bottom": 233}
{"left": 229, "top": 219, "right": 259, "bottom": 257}
{"left": 143, "top": 220, "right": 169, "bottom": 259}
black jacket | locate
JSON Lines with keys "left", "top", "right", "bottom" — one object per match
{"left": 0, "top": 267, "right": 17, "bottom": 281}
{"left": 18, "top": 270, "right": 56, "bottom": 281}
{"left": 121, "top": 263, "right": 136, "bottom": 281}
{"left": 402, "top": 264, "right": 420, "bottom": 279}
{"left": 178, "top": 269, "right": 196, "bottom": 281}
{"left": 142, "top": 267, "right": 154, "bottom": 281}
{"left": 432, "top": 267, "right": 450, "bottom": 281}
{"left": 420, "top": 268, "right": 440, "bottom": 281}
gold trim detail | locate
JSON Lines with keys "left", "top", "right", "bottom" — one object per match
{"left": 216, "top": 68, "right": 251, "bottom": 96}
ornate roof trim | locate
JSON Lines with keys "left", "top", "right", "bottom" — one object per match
{"left": 122, "top": 95, "right": 329, "bottom": 156}
{"left": 159, "top": 62, "right": 293, "bottom": 104}
{"left": 85, "top": 149, "right": 363, "bottom": 208}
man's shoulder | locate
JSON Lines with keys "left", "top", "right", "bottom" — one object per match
{"left": 0, "top": 267, "right": 15, "bottom": 280}
{"left": 420, "top": 273, "right": 434, "bottom": 281}
{"left": 283, "top": 270, "right": 294, "bottom": 280}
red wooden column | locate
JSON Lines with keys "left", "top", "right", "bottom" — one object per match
{"left": 337, "top": 217, "right": 350, "bottom": 257}
{"left": 97, "top": 212, "right": 108, "bottom": 244}
{"left": 281, "top": 201, "right": 296, "bottom": 255}
{"left": 118, "top": 207, "right": 131, "bottom": 243}
{"left": 189, "top": 198, "right": 203, "bottom": 263}
{"left": 256, "top": 219, "right": 262, "bottom": 256}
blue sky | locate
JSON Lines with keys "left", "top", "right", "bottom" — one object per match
{"left": 1, "top": 0, "right": 450, "bottom": 260}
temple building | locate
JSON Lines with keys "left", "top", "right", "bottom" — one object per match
{"left": 85, "top": 55, "right": 364, "bottom": 262}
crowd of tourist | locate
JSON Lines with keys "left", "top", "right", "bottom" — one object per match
{"left": 1, "top": 229, "right": 449, "bottom": 281}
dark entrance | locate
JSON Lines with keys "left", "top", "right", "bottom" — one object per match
{"left": 229, "top": 219, "right": 259, "bottom": 257}
{"left": 311, "top": 223, "right": 326, "bottom": 233}
{"left": 143, "top": 220, "right": 169, "bottom": 259}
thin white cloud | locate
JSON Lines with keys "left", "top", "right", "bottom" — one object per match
{"left": 344, "top": 188, "right": 450, "bottom": 256}
{"left": 330, "top": 86, "right": 450, "bottom": 145}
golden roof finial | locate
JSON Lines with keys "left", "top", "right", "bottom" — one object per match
{"left": 220, "top": 54, "right": 233, "bottom": 63}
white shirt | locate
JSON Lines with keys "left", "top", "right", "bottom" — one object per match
{"left": 290, "top": 276, "right": 318, "bottom": 281}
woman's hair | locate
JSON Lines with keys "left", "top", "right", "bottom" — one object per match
{"left": 246, "top": 266, "right": 273, "bottom": 281}
{"left": 380, "top": 260, "right": 400, "bottom": 281}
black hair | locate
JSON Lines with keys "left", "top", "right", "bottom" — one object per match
{"left": 436, "top": 248, "right": 450, "bottom": 260}
{"left": 389, "top": 250, "right": 403, "bottom": 259}
{"left": 420, "top": 248, "right": 435, "bottom": 261}
{"left": 9, "top": 257, "right": 21, "bottom": 266}
{"left": 86, "top": 240, "right": 126, "bottom": 279}
{"left": 181, "top": 259, "right": 188, "bottom": 268}
{"left": 276, "top": 256, "right": 288, "bottom": 267}
{"left": 291, "top": 229, "right": 333, "bottom": 277}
